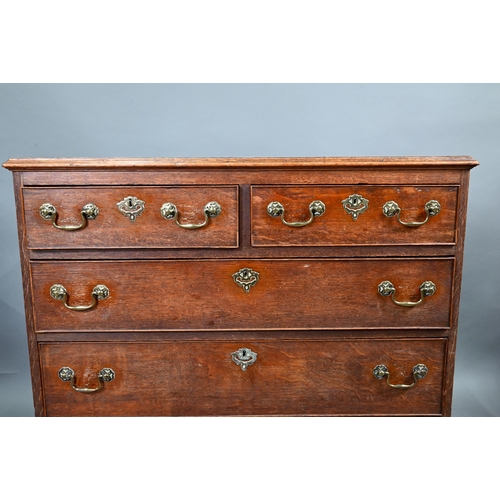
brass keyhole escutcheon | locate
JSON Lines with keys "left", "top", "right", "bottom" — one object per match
{"left": 116, "top": 196, "right": 146, "bottom": 222}
{"left": 342, "top": 194, "right": 369, "bottom": 220}
{"left": 232, "top": 268, "right": 260, "bottom": 293}
{"left": 231, "top": 348, "right": 258, "bottom": 371}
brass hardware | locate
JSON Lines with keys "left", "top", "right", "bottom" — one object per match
{"left": 58, "top": 366, "right": 115, "bottom": 393}
{"left": 267, "top": 200, "right": 325, "bottom": 227}
{"left": 342, "top": 194, "right": 369, "bottom": 220}
{"left": 378, "top": 280, "right": 436, "bottom": 307}
{"left": 50, "top": 284, "right": 109, "bottom": 311}
{"left": 373, "top": 364, "right": 428, "bottom": 389}
{"left": 231, "top": 348, "right": 257, "bottom": 371}
{"left": 39, "top": 202, "right": 99, "bottom": 231}
{"left": 116, "top": 196, "right": 145, "bottom": 222}
{"left": 383, "top": 200, "right": 441, "bottom": 227}
{"left": 160, "top": 201, "right": 222, "bottom": 229}
{"left": 232, "top": 268, "right": 259, "bottom": 293}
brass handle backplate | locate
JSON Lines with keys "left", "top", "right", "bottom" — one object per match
{"left": 267, "top": 200, "right": 325, "bottom": 227}
{"left": 378, "top": 280, "right": 436, "bottom": 307}
{"left": 50, "top": 284, "right": 109, "bottom": 311}
{"left": 58, "top": 366, "right": 115, "bottom": 393}
{"left": 373, "top": 364, "right": 428, "bottom": 389}
{"left": 39, "top": 203, "right": 99, "bottom": 231}
{"left": 383, "top": 200, "right": 441, "bottom": 227}
{"left": 231, "top": 348, "right": 257, "bottom": 371}
{"left": 160, "top": 201, "right": 222, "bottom": 229}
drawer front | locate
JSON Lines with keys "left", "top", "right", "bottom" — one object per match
{"left": 32, "top": 258, "right": 453, "bottom": 332}
{"left": 39, "top": 339, "right": 446, "bottom": 416}
{"left": 251, "top": 185, "right": 458, "bottom": 246}
{"left": 23, "top": 186, "right": 239, "bottom": 249}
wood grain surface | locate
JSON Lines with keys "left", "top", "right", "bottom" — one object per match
{"left": 3, "top": 156, "right": 479, "bottom": 171}
{"left": 2, "top": 156, "right": 478, "bottom": 417}
{"left": 23, "top": 186, "right": 239, "bottom": 249}
{"left": 39, "top": 338, "right": 447, "bottom": 416}
{"left": 31, "top": 258, "right": 454, "bottom": 332}
{"left": 252, "top": 185, "right": 458, "bottom": 246}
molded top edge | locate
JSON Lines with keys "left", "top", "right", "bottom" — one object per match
{"left": 2, "top": 156, "right": 479, "bottom": 171}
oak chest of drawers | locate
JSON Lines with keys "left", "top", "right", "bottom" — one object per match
{"left": 3, "top": 156, "right": 478, "bottom": 416}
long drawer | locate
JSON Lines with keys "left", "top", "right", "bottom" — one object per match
{"left": 31, "top": 258, "right": 454, "bottom": 332}
{"left": 251, "top": 185, "right": 458, "bottom": 246}
{"left": 39, "top": 338, "right": 447, "bottom": 416}
{"left": 23, "top": 186, "right": 239, "bottom": 249}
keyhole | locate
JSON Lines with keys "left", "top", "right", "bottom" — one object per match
{"left": 128, "top": 197, "right": 133, "bottom": 208}
{"left": 241, "top": 349, "right": 247, "bottom": 357}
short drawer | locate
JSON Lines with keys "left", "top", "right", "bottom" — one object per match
{"left": 39, "top": 339, "right": 447, "bottom": 416}
{"left": 23, "top": 186, "right": 239, "bottom": 249}
{"left": 251, "top": 185, "right": 458, "bottom": 246}
{"left": 31, "top": 258, "right": 453, "bottom": 332}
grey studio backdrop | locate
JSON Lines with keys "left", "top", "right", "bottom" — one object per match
{"left": 0, "top": 84, "right": 498, "bottom": 417}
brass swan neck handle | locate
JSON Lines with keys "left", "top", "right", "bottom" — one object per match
{"left": 50, "top": 284, "right": 109, "bottom": 311}
{"left": 160, "top": 201, "right": 222, "bottom": 229}
{"left": 58, "top": 367, "right": 115, "bottom": 393}
{"left": 378, "top": 280, "right": 436, "bottom": 307}
{"left": 383, "top": 200, "right": 441, "bottom": 227}
{"left": 267, "top": 200, "right": 326, "bottom": 227}
{"left": 373, "top": 364, "right": 428, "bottom": 389}
{"left": 39, "top": 203, "right": 99, "bottom": 231}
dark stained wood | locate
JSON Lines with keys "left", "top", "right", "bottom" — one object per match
{"left": 27, "top": 244, "right": 458, "bottom": 261}
{"left": 36, "top": 329, "right": 451, "bottom": 342}
{"left": 12, "top": 172, "right": 45, "bottom": 416}
{"left": 2, "top": 156, "right": 478, "bottom": 417}
{"left": 251, "top": 185, "right": 458, "bottom": 246}
{"left": 23, "top": 186, "right": 239, "bottom": 249}
{"left": 442, "top": 170, "right": 472, "bottom": 416}
{"left": 19, "top": 169, "right": 464, "bottom": 187}
{"left": 3, "top": 156, "right": 479, "bottom": 171}
{"left": 31, "top": 258, "right": 454, "bottom": 332}
{"left": 39, "top": 339, "right": 447, "bottom": 416}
